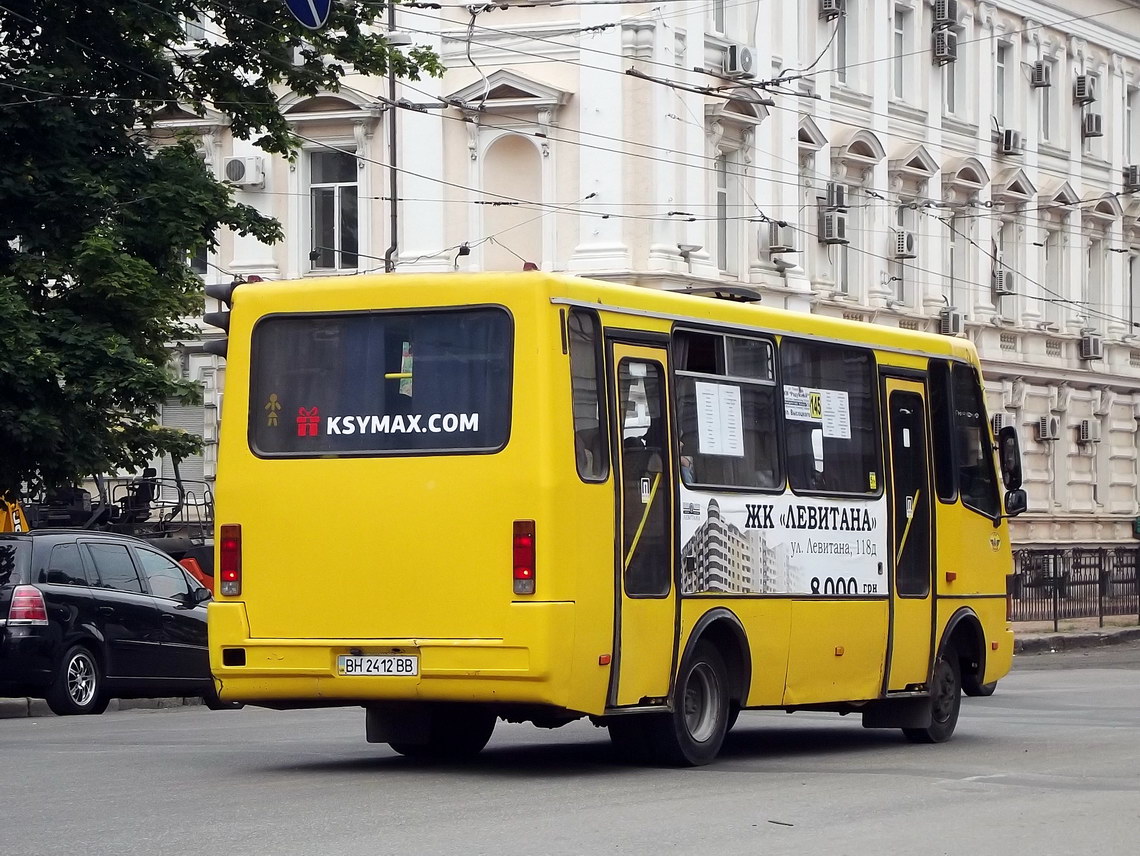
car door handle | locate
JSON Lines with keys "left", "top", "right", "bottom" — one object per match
{"left": 97, "top": 606, "right": 114, "bottom": 616}
{"left": 161, "top": 613, "right": 174, "bottom": 621}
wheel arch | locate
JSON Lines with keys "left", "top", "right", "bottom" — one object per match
{"left": 939, "top": 607, "right": 985, "bottom": 687}
{"left": 681, "top": 608, "right": 753, "bottom": 707}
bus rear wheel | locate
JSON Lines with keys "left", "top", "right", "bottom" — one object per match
{"left": 903, "top": 654, "right": 961, "bottom": 744}
{"left": 647, "top": 642, "right": 730, "bottom": 766}
{"left": 389, "top": 706, "right": 496, "bottom": 761}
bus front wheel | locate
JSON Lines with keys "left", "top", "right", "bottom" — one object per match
{"left": 903, "top": 654, "right": 961, "bottom": 744}
{"left": 388, "top": 706, "right": 496, "bottom": 761}
{"left": 648, "top": 641, "right": 730, "bottom": 766}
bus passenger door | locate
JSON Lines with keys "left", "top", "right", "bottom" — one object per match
{"left": 609, "top": 344, "right": 677, "bottom": 707}
{"left": 884, "top": 379, "right": 934, "bottom": 691}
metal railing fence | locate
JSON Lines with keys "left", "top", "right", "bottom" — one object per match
{"left": 1009, "top": 546, "right": 1140, "bottom": 631}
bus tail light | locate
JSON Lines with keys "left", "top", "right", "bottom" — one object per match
{"left": 8, "top": 585, "right": 48, "bottom": 625}
{"left": 219, "top": 524, "right": 242, "bottom": 596}
{"left": 513, "top": 520, "right": 536, "bottom": 595}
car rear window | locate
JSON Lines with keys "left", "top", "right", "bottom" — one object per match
{"left": 0, "top": 542, "right": 28, "bottom": 586}
{"left": 249, "top": 308, "right": 513, "bottom": 456}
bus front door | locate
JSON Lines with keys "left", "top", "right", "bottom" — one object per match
{"left": 609, "top": 344, "right": 677, "bottom": 707}
{"left": 884, "top": 378, "right": 934, "bottom": 690}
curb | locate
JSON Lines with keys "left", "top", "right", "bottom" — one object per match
{"left": 0, "top": 696, "right": 203, "bottom": 720}
{"left": 1014, "top": 627, "right": 1140, "bottom": 655}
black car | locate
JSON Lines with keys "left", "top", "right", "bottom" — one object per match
{"left": 0, "top": 530, "right": 224, "bottom": 715}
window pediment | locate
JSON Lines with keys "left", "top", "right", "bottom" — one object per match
{"left": 944, "top": 157, "right": 990, "bottom": 195}
{"left": 832, "top": 129, "right": 885, "bottom": 182}
{"left": 1037, "top": 179, "right": 1080, "bottom": 210}
{"left": 446, "top": 69, "right": 571, "bottom": 115}
{"left": 992, "top": 168, "right": 1036, "bottom": 204}
{"left": 798, "top": 115, "right": 827, "bottom": 152}
{"left": 1084, "top": 193, "right": 1123, "bottom": 223}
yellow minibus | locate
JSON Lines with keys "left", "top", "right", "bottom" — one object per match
{"left": 207, "top": 272, "right": 1025, "bottom": 765}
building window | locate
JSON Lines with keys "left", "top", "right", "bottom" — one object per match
{"left": 893, "top": 204, "right": 913, "bottom": 304}
{"left": 714, "top": 154, "right": 740, "bottom": 275}
{"left": 892, "top": 8, "right": 909, "bottom": 100}
{"left": 189, "top": 245, "right": 208, "bottom": 276}
{"left": 994, "top": 44, "right": 1008, "bottom": 125}
{"left": 1127, "top": 87, "right": 1139, "bottom": 163}
{"left": 1087, "top": 236, "right": 1105, "bottom": 331}
{"left": 309, "top": 149, "right": 359, "bottom": 271}
{"left": 182, "top": 11, "right": 207, "bottom": 42}
{"left": 1042, "top": 229, "right": 1061, "bottom": 327}
{"left": 711, "top": 0, "right": 726, "bottom": 35}
{"left": 1041, "top": 60, "right": 1057, "bottom": 142}
{"left": 947, "top": 215, "right": 960, "bottom": 307}
{"left": 836, "top": 2, "right": 854, "bottom": 86}
{"left": 944, "top": 59, "right": 956, "bottom": 115}
{"left": 1128, "top": 251, "right": 1139, "bottom": 329}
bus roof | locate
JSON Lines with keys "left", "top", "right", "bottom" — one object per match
{"left": 230, "top": 271, "right": 978, "bottom": 364}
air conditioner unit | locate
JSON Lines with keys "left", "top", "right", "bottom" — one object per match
{"left": 1082, "top": 112, "right": 1104, "bottom": 139}
{"left": 819, "top": 210, "right": 849, "bottom": 245}
{"left": 819, "top": 0, "right": 844, "bottom": 21}
{"left": 932, "top": 30, "right": 957, "bottom": 64}
{"left": 222, "top": 156, "right": 265, "bottom": 187}
{"left": 1078, "top": 419, "right": 1102, "bottom": 444}
{"left": 723, "top": 44, "right": 756, "bottom": 79}
{"left": 991, "top": 412, "right": 1012, "bottom": 436}
{"left": 894, "top": 230, "right": 917, "bottom": 260}
{"left": 933, "top": 0, "right": 958, "bottom": 28}
{"left": 1074, "top": 74, "right": 1098, "bottom": 105}
{"left": 1037, "top": 415, "right": 1061, "bottom": 442}
{"left": 1030, "top": 61, "right": 1052, "bottom": 88}
{"left": 825, "top": 182, "right": 847, "bottom": 210}
{"left": 1124, "top": 164, "right": 1140, "bottom": 191}
{"left": 992, "top": 266, "right": 1015, "bottom": 296}
{"left": 939, "top": 308, "right": 964, "bottom": 336}
{"left": 999, "top": 129, "right": 1023, "bottom": 156}
{"left": 768, "top": 222, "right": 797, "bottom": 254}
{"left": 1079, "top": 332, "right": 1103, "bottom": 360}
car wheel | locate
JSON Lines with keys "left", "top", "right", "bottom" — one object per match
{"left": 645, "top": 641, "right": 730, "bottom": 766}
{"left": 389, "top": 705, "right": 496, "bottom": 760}
{"left": 46, "top": 646, "right": 108, "bottom": 716}
{"left": 903, "top": 654, "right": 961, "bottom": 744}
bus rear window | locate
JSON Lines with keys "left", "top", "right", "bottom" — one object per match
{"left": 249, "top": 308, "right": 512, "bottom": 456}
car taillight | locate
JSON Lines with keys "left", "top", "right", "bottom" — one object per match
{"left": 513, "top": 520, "right": 536, "bottom": 596}
{"left": 8, "top": 585, "right": 48, "bottom": 625}
{"left": 219, "top": 524, "right": 242, "bottom": 596}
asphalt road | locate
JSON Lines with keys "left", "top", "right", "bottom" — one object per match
{"left": 1, "top": 643, "right": 1137, "bottom": 856}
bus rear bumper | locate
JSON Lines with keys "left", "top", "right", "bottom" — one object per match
{"left": 207, "top": 601, "right": 575, "bottom": 708}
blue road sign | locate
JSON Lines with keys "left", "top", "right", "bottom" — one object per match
{"left": 285, "top": 0, "right": 332, "bottom": 30}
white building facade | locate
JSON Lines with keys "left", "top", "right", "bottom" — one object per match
{"left": 177, "top": 0, "right": 1140, "bottom": 551}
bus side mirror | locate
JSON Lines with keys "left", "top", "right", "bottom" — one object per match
{"left": 997, "top": 425, "right": 1023, "bottom": 491}
{"left": 1004, "top": 489, "right": 1027, "bottom": 517}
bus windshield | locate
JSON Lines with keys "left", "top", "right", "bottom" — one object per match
{"left": 248, "top": 307, "right": 512, "bottom": 456}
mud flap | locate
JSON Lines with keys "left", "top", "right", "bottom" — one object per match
{"left": 861, "top": 697, "right": 932, "bottom": 730}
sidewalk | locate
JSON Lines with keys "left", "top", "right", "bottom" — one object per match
{"left": 0, "top": 695, "right": 204, "bottom": 720}
{"left": 1013, "top": 615, "right": 1140, "bottom": 655}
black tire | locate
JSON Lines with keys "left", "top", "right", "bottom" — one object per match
{"left": 962, "top": 675, "right": 997, "bottom": 697}
{"left": 903, "top": 654, "right": 962, "bottom": 744}
{"left": 389, "top": 706, "right": 496, "bottom": 760}
{"left": 726, "top": 702, "right": 741, "bottom": 733}
{"left": 46, "top": 645, "right": 108, "bottom": 716}
{"left": 202, "top": 682, "right": 244, "bottom": 711}
{"left": 645, "top": 642, "right": 730, "bottom": 766}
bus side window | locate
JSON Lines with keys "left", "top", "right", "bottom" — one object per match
{"left": 952, "top": 365, "right": 1001, "bottom": 518}
{"left": 568, "top": 310, "right": 609, "bottom": 481}
{"left": 928, "top": 360, "right": 958, "bottom": 502}
{"left": 780, "top": 338, "right": 878, "bottom": 495}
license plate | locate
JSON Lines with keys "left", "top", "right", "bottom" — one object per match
{"left": 337, "top": 655, "right": 419, "bottom": 676}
